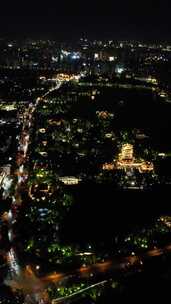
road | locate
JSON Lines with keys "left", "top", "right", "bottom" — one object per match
{"left": 2, "top": 240, "right": 171, "bottom": 303}
{"left": 2, "top": 79, "right": 62, "bottom": 303}
{"left": 51, "top": 280, "right": 108, "bottom": 304}
{"left": 14, "top": 80, "right": 62, "bottom": 204}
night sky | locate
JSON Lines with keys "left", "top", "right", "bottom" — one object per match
{"left": 0, "top": 0, "right": 171, "bottom": 41}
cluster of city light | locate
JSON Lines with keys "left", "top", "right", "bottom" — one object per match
{"left": 102, "top": 143, "right": 154, "bottom": 173}
{"left": 53, "top": 73, "right": 81, "bottom": 82}
{"left": 59, "top": 176, "right": 82, "bottom": 185}
{"left": 96, "top": 110, "right": 114, "bottom": 119}
{"left": 0, "top": 103, "right": 17, "bottom": 111}
{"left": 61, "top": 50, "right": 81, "bottom": 60}
{"left": 160, "top": 216, "right": 171, "bottom": 228}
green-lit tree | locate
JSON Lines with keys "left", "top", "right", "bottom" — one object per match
{"left": 14, "top": 179, "right": 75, "bottom": 265}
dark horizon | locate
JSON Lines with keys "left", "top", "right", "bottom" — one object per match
{"left": 0, "top": 0, "right": 171, "bottom": 42}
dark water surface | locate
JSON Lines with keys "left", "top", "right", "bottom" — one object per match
{"left": 62, "top": 184, "right": 171, "bottom": 245}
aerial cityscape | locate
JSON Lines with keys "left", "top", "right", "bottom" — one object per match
{"left": 1, "top": 0, "right": 171, "bottom": 303}
{"left": 0, "top": 36, "right": 171, "bottom": 303}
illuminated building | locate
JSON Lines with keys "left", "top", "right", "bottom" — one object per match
{"left": 96, "top": 111, "right": 114, "bottom": 119}
{"left": 109, "top": 56, "right": 115, "bottom": 62}
{"left": 94, "top": 53, "right": 99, "bottom": 60}
{"left": 102, "top": 143, "right": 153, "bottom": 173}
{"left": 54, "top": 73, "right": 80, "bottom": 82}
{"left": 117, "top": 144, "right": 154, "bottom": 172}
{"left": 59, "top": 176, "right": 82, "bottom": 185}
{"left": 102, "top": 163, "right": 115, "bottom": 170}
{"left": 118, "top": 144, "right": 133, "bottom": 162}
{"left": 115, "top": 64, "right": 124, "bottom": 75}
{"left": 160, "top": 216, "right": 171, "bottom": 228}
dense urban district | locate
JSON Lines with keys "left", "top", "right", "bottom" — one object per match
{"left": 0, "top": 38, "right": 171, "bottom": 303}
